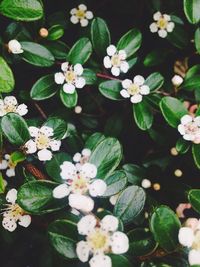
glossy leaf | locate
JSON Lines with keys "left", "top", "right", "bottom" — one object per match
{"left": 0, "top": 56, "right": 15, "bottom": 93}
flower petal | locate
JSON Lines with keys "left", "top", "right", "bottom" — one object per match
{"left": 167, "top": 22, "right": 175, "bottom": 32}
{"left": 158, "top": 29, "right": 168, "bottom": 38}
{"left": 82, "top": 148, "right": 91, "bottom": 157}
{"left": 4, "top": 96, "right": 17, "bottom": 106}
{"left": 50, "top": 140, "right": 61, "bottom": 151}
{"left": 120, "top": 61, "right": 129, "bottom": 73}
{"left": 55, "top": 72, "right": 65, "bottom": 84}
{"left": 73, "top": 152, "right": 82, "bottom": 162}
{"left": 0, "top": 159, "right": 8, "bottom": 170}
{"left": 181, "top": 115, "right": 192, "bottom": 125}
{"left": 89, "top": 255, "right": 112, "bottom": 267}
{"left": 150, "top": 22, "right": 158, "bottom": 33}
{"left": 76, "top": 241, "right": 90, "bottom": 262}
{"left": 122, "top": 79, "right": 132, "bottom": 89}
{"left": 120, "top": 89, "right": 130, "bottom": 98}
{"left": 140, "top": 85, "right": 150, "bottom": 95}
{"left": 40, "top": 126, "right": 54, "bottom": 137}
{"left": 178, "top": 227, "right": 194, "bottom": 247}
{"left": 107, "top": 45, "right": 117, "bottom": 56}
{"left": 111, "top": 231, "right": 129, "bottom": 254}
{"left": 103, "top": 56, "right": 112, "bottom": 68}
{"left": 37, "top": 149, "right": 52, "bottom": 161}
{"left": 6, "top": 188, "right": 17, "bottom": 204}
{"left": 111, "top": 67, "right": 120, "bottom": 76}
{"left": 75, "top": 77, "right": 86, "bottom": 89}
{"left": 29, "top": 126, "right": 39, "bottom": 137}
{"left": 16, "top": 104, "right": 28, "bottom": 116}
{"left": 70, "top": 8, "right": 77, "bottom": 15}
{"left": 61, "top": 62, "right": 69, "bottom": 72}
{"left": 60, "top": 161, "right": 77, "bottom": 180}
{"left": 89, "top": 179, "right": 107, "bottom": 197}
{"left": 188, "top": 249, "right": 200, "bottom": 266}
{"left": 85, "top": 11, "right": 93, "bottom": 19}
{"left": 80, "top": 19, "right": 89, "bottom": 27}
{"left": 63, "top": 83, "right": 76, "bottom": 94}
{"left": 130, "top": 94, "right": 142, "bottom": 103}
{"left": 100, "top": 215, "right": 119, "bottom": 232}
{"left": 134, "top": 75, "right": 145, "bottom": 86}
{"left": 25, "top": 140, "right": 37, "bottom": 154}
{"left": 70, "top": 15, "right": 79, "bottom": 24}
{"left": 153, "top": 11, "right": 161, "bottom": 21}
{"left": 74, "top": 64, "right": 83, "bottom": 75}
{"left": 6, "top": 168, "right": 15, "bottom": 177}
{"left": 77, "top": 214, "right": 97, "bottom": 235}
{"left": 69, "top": 194, "right": 94, "bottom": 212}
{"left": 79, "top": 4, "right": 87, "bottom": 11}
{"left": 2, "top": 217, "right": 17, "bottom": 232}
{"left": 178, "top": 124, "right": 186, "bottom": 135}
{"left": 81, "top": 163, "right": 97, "bottom": 178}
{"left": 163, "top": 14, "right": 171, "bottom": 21}
{"left": 53, "top": 184, "right": 70, "bottom": 199}
{"left": 18, "top": 215, "right": 31, "bottom": 228}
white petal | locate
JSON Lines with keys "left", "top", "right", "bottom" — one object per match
{"left": 140, "top": 85, "right": 150, "bottom": 95}
{"left": 2, "top": 217, "right": 17, "bottom": 232}
{"left": 0, "top": 159, "right": 8, "bottom": 170}
{"left": 163, "top": 14, "right": 171, "bottom": 21}
{"left": 178, "top": 227, "right": 194, "bottom": 247}
{"left": 120, "top": 89, "right": 130, "bottom": 98}
{"left": 50, "top": 140, "right": 61, "bottom": 151}
{"left": 111, "top": 67, "right": 120, "bottom": 76}
{"left": 4, "top": 154, "right": 10, "bottom": 160}
{"left": 79, "top": 4, "right": 87, "bottom": 11}
{"left": 73, "top": 152, "right": 82, "bottom": 162}
{"left": 74, "top": 64, "right": 83, "bottom": 75}
{"left": 188, "top": 249, "right": 200, "bottom": 265}
{"left": 181, "top": 114, "right": 192, "bottom": 125}
{"left": 77, "top": 214, "right": 97, "bottom": 235}
{"left": 107, "top": 45, "right": 117, "bottom": 56}
{"left": 82, "top": 148, "right": 91, "bottom": 157}
{"left": 89, "top": 179, "right": 107, "bottom": 197}
{"left": 8, "top": 40, "right": 23, "bottom": 54}
{"left": 37, "top": 149, "right": 52, "bottom": 161}
{"left": 70, "top": 15, "right": 79, "bottom": 24}
{"left": 70, "top": 8, "right": 77, "bottom": 15}
{"left": 61, "top": 62, "right": 69, "bottom": 72}
{"left": 29, "top": 126, "right": 39, "bottom": 137}
{"left": 158, "top": 29, "right": 168, "bottom": 38}
{"left": 40, "top": 126, "right": 54, "bottom": 137}
{"left": 167, "top": 22, "right": 175, "bottom": 32}
{"left": 122, "top": 79, "right": 132, "bottom": 89}
{"left": 16, "top": 104, "right": 28, "bottom": 116}
{"left": 89, "top": 255, "right": 112, "bottom": 267}
{"left": 25, "top": 140, "right": 37, "bottom": 154}
{"left": 80, "top": 19, "right": 89, "bottom": 27}
{"left": 18, "top": 215, "right": 31, "bottom": 228}
{"left": 6, "top": 188, "right": 17, "bottom": 204}
{"left": 100, "top": 215, "right": 119, "bottom": 232}
{"left": 103, "top": 56, "right": 112, "bottom": 68}
{"left": 69, "top": 194, "right": 94, "bottom": 212}
{"left": 109, "top": 194, "right": 120, "bottom": 205}
{"left": 111, "top": 231, "right": 129, "bottom": 254}
{"left": 120, "top": 61, "right": 129, "bottom": 73}
{"left": 118, "top": 50, "right": 127, "bottom": 60}
{"left": 85, "top": 11, "right": 93, "bottom": 19}
{"left": 150, "top": 22, "right": 158, "bottom": 33}
{"left": 153, "top": 11, "right": 162, "bottom": 21}
{"left": 63, "top": 83, "right": 76, "bottom": 94}
{"left": 60, "top": 161, "right": 77, "bottom": 180}
{"left": 178, "top": 124, "right": 186, "bottom": 135}
{"left": 130, "top": 94, "right": 143, "bottom": 103}
{"left": 134, "top": 75, "right": 145, "bottom": 86}
{"left": 75, "top": 77, "right": 86, "bottom": 89}
{"left": 171, "top": 75, "right": 183, "bottom": 86}
{"left": 183, "top": 134, "right": 194, "bottom": 141}
{"left": 4, "top": 96, "right": 17, "bottom": 106}
{"left": 76, "top": 241, "right": 90, "bottom": 262}
{"left": 55, "top": 72, "right": 65, "bottom": 84}
{"left": 6, "top": 168, "right": 15, "bottom": 177}
{"left": 81, "top": 163, "right": 97, "bottom": 178}
{"left": 53, "top": 184, "right": 70, "bottom": 199}
{"left": 141, "top": 179, "right": 151, "bottom": 188}
{"left": 194, "top": 116, "right": 200, "bottom": 125}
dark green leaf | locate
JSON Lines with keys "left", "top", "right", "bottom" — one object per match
{"left": 82, "top": 68, "right": 97, "bottom": 85}
{"left": 181, "top": 75, "right": 200, "bottom": 91}
{"left": 103, "top": 170, "right": 127, "bottom": 197}
{"left": 167, "top": 24, "right": 189, "bottom": 49}
{"left": 47, "top": 25, "right": 64, "bottom": 41}
{"left": 133, "top": 101, "right": 153, "bottom": 130}
{"left": 44, "top": 41, "right": 69, "bottom": 60}
{"left": 44, "top": 117, "right": 67, "bottom": 139}
{"left": 192, "top": 144, "right": 200, "bottom": 169}
{"left": 68, "top": 38, "right": 92, "bottom": 64}
{"left": 145, "top": 72, "right": 164, "bottom": 91}
{"left": 184, "top": 0, "right": 200, "bottom": 24}
{"left": 188, "top": 189, "right": 200, "bottom": 214}
{"left": 60, "top": 89, "right": 78, "bottom": 108}
{"left": 85, "top": 132, "right": 106, "bottom": 150}
{"left": 176, "top": 138, "right": 190, "bottom": 154}
{"left": 99, "top": 80, "right": 123, "bottom": 100}
{"left": 0, "top": 56, "right": 15, "bottom": 93}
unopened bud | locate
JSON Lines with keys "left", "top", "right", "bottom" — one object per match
{"left": 39, "top": 28, "right": 49, "bottom": 38}
{"left": 174, "top": 169, "right": 183, "bottom": 177}
{"left": 172, "top": 75, "right": 183, "bottom": 87}
{"left": 74, "top": 105, "right": 82, "bottom": 114}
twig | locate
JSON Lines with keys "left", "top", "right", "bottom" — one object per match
{"left": 96, "top": 73, "right": 122, "bottom": 81}
{"left": 33, "top": 101, "right": 47, "bottom": 120}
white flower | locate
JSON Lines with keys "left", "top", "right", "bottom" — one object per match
{"left": 55, "top": 62, "right": 86, "bottom": 94}
{"left": 2, "top": 189, "right": 31, "bottom": 232}
{"left": 141, "top": 179, "right": 151, "bottom": 189}
{"left": 189, "top": 249, "right": 200, "bottom": 265}
{"left": 171, "top": 75, "right": 183, "bottom": 87}
{"left": 178, "top": 227, "right": 195, "bottom": 248}
{"left": 178, "top": 115, "right": 200, "bottom": 144}
{"left": 8, "top": 39, "right": 23, "bottom": 54}
{"left": 0, "top": 96, "right": 28, "bottom": 117}
{"left": 76, "top": 214, "right": 129, "bottom": 267}
{"left": 103, "top": 45, "right": 129, "bottom": 76}
{"left": 53, "top": 149, "right": 107, "bottom": 212}
{"left": 150, "top": 11, "right": 175, "bottom": 38}
{"left": 25, "top": 126, "right": 61, "bottom": 161}
{"left": 70, "top": 4, "right": 93, "bottom": 27}
{"left": 0, "top": 154, "right": 16, "bottom": 177}
{"left": 120, "top": 75, "right": 150, "bottom": 103}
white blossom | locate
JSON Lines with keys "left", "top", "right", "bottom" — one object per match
{"left": 76, "top": 214, "right": 129, "bottom": 267}
{"left": 141, "top": 179, "right": 151, "bottom": 189}
{"left": 53, "top": 149, "right": 107, "bottom": 212}
{"left": 0, "top": 154, "right": 16, "bottom": 177}
{"left": 120, "top": 75, "right": 150, "bottom": 103}
{"left": 2, "top": 189, "right": 31, "bottom": 232}
{"left": 171, "top": 75, "right": 183, "bottom": 87}
{"left": 25, "top": 126, "right": 61, "bottom": 161}
{"left": 178, "top": 115, "right": 200, "bottom": 144}
{"left": 150, "top": 11, "right": 175, "bottom": 38}
{"left": 189, "top": 249, "right": 200, "bottom": 266}
{"left": 0, "top": 96, "right": 28, "bottom": 117}
{"left": 55, "top": 62, "right": 85, "bottom": 94}
{"left": 70, "top": 4, "right": 93, "bottom": 27}
{"left": 103, "top": 45, "right": 129, "bottom": 76}
{"left": 8, "top": 39, "right": 23, "bottom": 54}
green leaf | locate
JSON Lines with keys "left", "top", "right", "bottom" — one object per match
{"left": 110, "top": 255, "right": 132, "bottom": 267}
{"left": 21, "top": 41, "right": 55, "bottom": 67}
{"left": 181, "top": 75, "right": 200, "bottom": 91}
{"left": 68, "top": 38, "right": 92, "bottom": 64}
{"left": 192, "top": 144, "right": 200, "bottom": 169}
{"left": 89, "top": 137, "right": 122, "bottom": 179}
{"left": 45, "top": 152, "right": 72, "bottom": 182}
{"left": 122, "top": 164, "right": 147, "bottom": 184}
{"left": 159, "top": 97, "right": 188, "bottom": 128}
{"left": 128, "top": 228, "right": 157, "bottom": 256}
{"left": 82, "top": 68, "right": 97, "bottom": 85}
{"left": 176, "top": 138, "right": 190, "bottom": 154}
{"left": 44, "top": 41, "right": 69, "bottom": 60}
{"left": 0, "top": 56, "right": 15, "bottom": 93}
{"left": 1, "top": 113, "right": 30, "bottom": 146}
{"left": 48, "top": 219, "right": 78, "bottom": 259}
{"left": 133, "top": 101, "right": 153, "bottom": 131}
{"left": 85, "top": 132, "right": 106, "bottom": 150}
{"left": 60, "top": 89, "right": 78, "bottom": 108}
{"left": 99, "top": 80, "right": 123, "bottom": 100}
{"left": 150, "top": 205, "right": 181, "bottom": 252}
{"left": 195, "top": 28, "right": 200, "bottom": 54}
{"left": 43, "top": 117, "right": 67, "bottom": 139}
{"left": 186, "top": 64, "right": 200, "bottom": 79}
{"left": 143, "top": 49, "right": 169, "bottom": 67}
{"left": 167, "top": 24, "right": 189, "bottom": 49}
{"left": 103, "top": 170, "right": 127, "bottom": 197}
{"left": 0, "top": 0, "right": 43, "bottom": 21}
{"left": 47, "top": 25, "right": 64, "bottom": 41}
{"left": 117, "top": 28, "right": 142, "bottom": 58}
{"left": 17, "top": 180, "right": 67, "bottom": 214}
{"left": 188, "top": 189, "right": 200, "bottom": 214}
{"left": 145, "top": 72, "right": 164, "bottom": 91}
{"left": 114, "top": 185, "right": 146, "bottom": 224}
{"left": 0, "top": 172, "right": 5, "bottom": 193}
{"left": 30, "top": 74, "right": 59, "bottom": 100}
{"left": 184, "top": 0, "right": 200, "bottom": 24}
{"left": 91, "top": 17, "right": 111, "bottom": 57}
{"left": 10, "top": 151, "right": 26, "bottom": 164}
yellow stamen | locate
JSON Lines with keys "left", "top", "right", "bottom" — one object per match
{"left": 127, "top": 83, "right": 140, "bottom": 95}
{"left": 157, "top": 17, "right": 168, "bottom": 29}
{"left": 65, "top": 70, "right": 76, "bottom": 83}
{"left": 87, "top": 229, "right": 109, "bottom": 251}
{"left": 36, "top": 133, "right": 50, "bottom": 149}
{"left": 111, "top": 55, "right": 121, "bottom": 67}
{"left": 75, "top": 9, "right": 86, "bottom": 19}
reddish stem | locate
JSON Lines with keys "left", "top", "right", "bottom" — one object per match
{"left": 96, "top": 73, "right": 122, "bottom": 81}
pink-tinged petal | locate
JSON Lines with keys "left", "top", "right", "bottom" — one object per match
{"left": 134, "top": 75, "right": 145, "bottom": 85}
{"left": 180, "top": 115, "right": 192, "bottom": 125}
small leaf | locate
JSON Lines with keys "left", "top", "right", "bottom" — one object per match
{"left": 195, "top": 28, "right": 200, "bottom": 54}
{"left": 44, "top": 41, "right": 69, "bottom": 60}
{"left": 60, "top": 89, "right": 78, "bottom": 108}
{"left": 192, "top": 144, "right": 200, "bottom": 169}
{"left": 82, "top": 68, "right": 97, "bottom": 85}
{"left": 184, "top": 0, "right": 200, "bottom": 24}
{"left": 47, "top": 25, "right": 64, "bottom": 41}
{"left": 167, "top": 24, "right": 189, "bottom": 49}
{"left": 176, "top": 138, "right": 190, "bottom": 154}
{"left": 0, "top": 172, "right": 5, "bottom": 193}
{"left": 114, "top": 185, "right": 146, "bottom": 224}
{"left": 181, "top": 75, "right": 200, "bottom": 91}
{"left": 0, "top": 56, "right": 15, "bottom": 93}
{"left": 143, "top": 49, "right": 169, "bottom": 67}
{"left": 133, "top": 101, "right": 153, "bottom": 131}
{"left": 188, "top": 189, "right": 200, "bottom": 214}
{"left": 85, "top": 132, "right": 106, "bottom": 150}
{"left": 68, "top": 38, "right": 92, "bottom": 65}
{"left": 110, "top": 255, "right": 132, "bottom": 267}
{"left": 44, "top": 117, "right": 68, "bottom": 139}
{"left": 103, "top": 170, "right": 127, "bottom": 197}
{"left": 145, "top": 72, "right": 164, "bottom": 91}
{"left": 122, "top": 164, "right": 147, "bottom": 184}
{"left": 99, "top": 80, "right": 123, "bottom": 100}
{"left": 10, "top": 151, "right": 26, "bottom": 164}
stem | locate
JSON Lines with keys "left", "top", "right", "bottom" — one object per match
{"left": 96, "top": 73, "right": 122, "bottom": 81}
{"left": 24, "top": 163, "right": 47, "bottom": 180}
{"left": 33, "top": 101, "right": 47, "bottom": 120}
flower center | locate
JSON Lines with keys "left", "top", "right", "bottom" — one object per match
{"left": 75, "top": 9, "right": 86, "bottom": 19}
{"left": 65, "top": 70, "right": 76, "bottom": 83}
{"left": 111, "top": 55, "right": 121, "bottom": 67}
{"left": 36, "top": 133, "right": 50, "bottom": 149}
{"left": 8, "top": 159, "right": 16, "bottom": 169}
{"left": 4, "top": 104, "right": 16, "bottom": 113}
{"left": 70, "top": 174, "right": 89, "bottom": 194}
{"left": 127, "top": 83, "right": 140, "bottom": 95}
{"left": 157, "top": 17, "right": 168, "bottom": 29}
{"left": 185, "top": 122, "right": 199, "bottom": 134}
{"left": 4, "top": 204, "right": 24, "bottom": 220}
{"left": 87, "top": 229, "right": 109, "bottom": 252}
